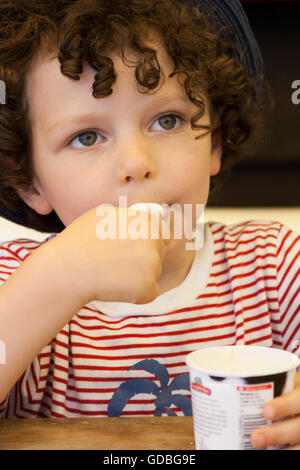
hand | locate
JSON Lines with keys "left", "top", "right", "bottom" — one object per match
{"left": 251, "top": 372, "right": 300, "bottom": 450}
{"left": 52, "top": 205, "right": 171, "bottom": 305}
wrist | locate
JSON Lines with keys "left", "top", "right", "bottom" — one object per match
{"left": 37, "top": 236, "right": 90, "bottom": 311}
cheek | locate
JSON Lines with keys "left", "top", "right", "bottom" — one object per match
{"left": 171, "top": 146, "right": 211, "bottom": 200}
{"left": 35, "top": 167, "right": 94, "bottom": 224}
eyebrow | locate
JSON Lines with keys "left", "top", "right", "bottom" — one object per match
{"left": 46, "top": 112, "right": 105, "bottom": 135}
{"left": 45, "top": 97, "right": 192, "bottom": 135}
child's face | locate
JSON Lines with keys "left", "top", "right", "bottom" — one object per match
{"left": 20, "top": 36, "right": 222, "bottom": 229}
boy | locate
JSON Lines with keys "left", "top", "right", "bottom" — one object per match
{"left": 0, "top": 0, "right": 299, "bottom": 450}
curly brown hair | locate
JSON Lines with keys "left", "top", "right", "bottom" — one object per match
{"left": 0, "top": 0, "right": 268, "bottom": 232}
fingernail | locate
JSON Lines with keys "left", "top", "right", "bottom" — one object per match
{"left": 252, "top": 432, "right": 266, "bottom": 448}
{"left": 264, "top": 405, "right": 275, "bottom": 420}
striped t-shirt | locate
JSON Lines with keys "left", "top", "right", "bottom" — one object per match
{"left": 0, "top": 220, "right": 299, "bottom": 419}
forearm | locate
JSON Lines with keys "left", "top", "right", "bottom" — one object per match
{"left": 0, "top": 239, "right": 87, "bottom": 402}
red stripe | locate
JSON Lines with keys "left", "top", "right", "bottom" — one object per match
{"left": 215, "top": 236, "right": 277, "bottom": 253}
{"left": 210, "top": 221, "right": 280, "bottom": 236}
{"left": 80, "top": 304, "right": 237, "bottom": 323}
{"left": 278, "top": 252, "right": 300, "bottom": 294}
{"left": 74, "top": 308, "right": 234, "bottom": 331}
{"left": 62, "top": 311, "right": 270, "bottom": 347}
{"left": 235, "top": 323, "right": 271, "bottom": 342}
{"left": 0, "top": 257, "right": 20, "bottom": 265}
{"left": 215, "top": 242, "right": 276, "bottom": 256}
{"left": 208, "top": 264, "right": 277, "bottom": 285}
{"left": 279, "top": 269, "right": 300, "bottom": 311}
{"left": 214, "top": 250, "right": 276, "bottom": 268}
{"left": 0, "top": 245, "right": 25, "bottom": 261}
{"left": 79, "top": 289, "right": 276, "bottom": 332}
{"left": 246, "top": 334, "right": 274, "bottom": 345}
{"left": 59, "top": 321, "right": 236, "bottom": 343}
{"left": 39, "top": 370, "right": 156, "bottom": 385}
{"left": 233, "top": 298, "right": 269, "bottom": 315}
{"left": 282, "top": 303, "right": 300, "bottom": 342}
{"left": 67, "top": 359, "right": 186, "bottom": 371}
{"left": 215, "top": 228, "right": 278, "bottom": 241}
{"left": 277, "top": 229, "right": 297, "bottom": 271}
{"left": 242, "top": 322, "right": 271, "bottom": 336}
{"left": 228, "top": 278, "right": 277, "bottom": 296}
{"left": 243, "top": 311, "right": 270, "bottom": 324}
{"left": 41, "top": 341, "right": 194, "bottom": 361}
{"left": 285, "top": 324, "right": 300, "bottom": 351}
{"left": 48, "top": 331, "right": 237, "bottom": 352}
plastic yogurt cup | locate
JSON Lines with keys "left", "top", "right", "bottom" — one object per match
{"left": 186, "top": 345, "right": 300, "bottom": 450}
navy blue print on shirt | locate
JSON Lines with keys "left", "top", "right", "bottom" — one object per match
{"left": 108, "top": 359, "right": 192, "bottom": 417}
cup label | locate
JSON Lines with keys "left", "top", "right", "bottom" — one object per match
{"left": 191, "top": 376, "right": 273, "bottom": 450}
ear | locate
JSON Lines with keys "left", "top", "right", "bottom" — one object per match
{"left": 210, "top": 128, "right": 223, "bottom": 176}
{"left": 17, "top": 178, "right": 53, "bottom": 216}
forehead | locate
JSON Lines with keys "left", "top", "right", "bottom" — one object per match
{"left": 24, "top": 35, "right": 190, "bottom": 130}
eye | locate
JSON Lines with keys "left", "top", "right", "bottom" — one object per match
{"left": 67, "top": 113, "right": 184, "bottom": 149}
{"left": 67, "top": 130, "right": 103, "bottom": 149}
{"left": 152, "top": 113, "right": 184, "bottom": 131}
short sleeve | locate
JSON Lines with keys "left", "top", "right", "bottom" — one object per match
{"left": 275, "top": 224, "right": 300, "bottom": 354}
{"left": 0, "top": 240, "right": 23, "bottom": 286}
{"left": 0, "top": 357, "right": 47, "bottom": 419}
{"left": 0, "top": 240, "right": 22, "bottom": 417}
{"left": 0, "top": 239, "right": 46, "bottom": 418}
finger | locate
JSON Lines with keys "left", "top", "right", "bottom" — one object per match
{"left": 130, "top": 206, "right": 172, "bottom": 244}
{"left": 153, "top": 240, "right": 166, "bottom": 263}
{"left": 251, "top": 415, "right": 300, "bottom": 448}
{"left": 146, "top": 213, "right": 172, "bottom": 248}
{"left": 282, "top": 444, "right": 300, "bottom": 450}
{"left": 263, "top": 386, "right": 300, "bottom": 420}
{"left": 294, "top": 372, "right": 300, "bottom": 387}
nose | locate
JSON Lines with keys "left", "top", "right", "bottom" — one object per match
{"left": 115, "top": 132, "right": 157, "bottom": 184}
